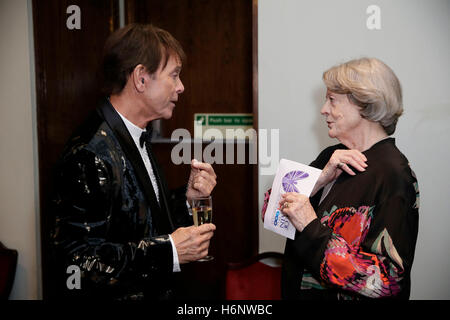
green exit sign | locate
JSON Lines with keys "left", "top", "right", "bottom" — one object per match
{"left": 195, "top": 114, "right": 253, "bottom": 126}
{"left": 194, "top": 113, "right": 254, "bottom": 140}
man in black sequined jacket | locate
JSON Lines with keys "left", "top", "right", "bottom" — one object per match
{"left": 49, "top": 24, "right": 217, "bottom": 300}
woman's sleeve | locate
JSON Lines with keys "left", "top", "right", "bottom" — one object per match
{"left": 50, "top": 147, "right": 173, "bottom": 299}
{"left": 261, "top": 188, "right": 272, "bottom": 216}
{"left": 293, "top": 182, "right": 419, "bottom": 298}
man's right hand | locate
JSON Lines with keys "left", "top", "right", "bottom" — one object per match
{"left": 171, "top": 224, "right": 216, "bottom": 264}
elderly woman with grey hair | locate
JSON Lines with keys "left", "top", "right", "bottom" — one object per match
{"left": 263, "top": 57, "right": 419, "bottom": 300}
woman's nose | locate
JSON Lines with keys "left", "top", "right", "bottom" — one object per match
{"left": 320, "top": 102, "right": 329, "bottom": 115}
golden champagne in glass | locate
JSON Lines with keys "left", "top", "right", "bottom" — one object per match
{"left": 191, "top": 196, "right": 213, "bottom": 261}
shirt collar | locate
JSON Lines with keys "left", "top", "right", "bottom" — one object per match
{"left": 115, "top": 109, "right": 147, "bottom": 146}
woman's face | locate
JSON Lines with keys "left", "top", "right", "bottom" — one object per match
{"left": 321, "top": 89, "right": 364, "bottom": 141}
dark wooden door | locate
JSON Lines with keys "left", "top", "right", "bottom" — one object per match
{"left": 126, "top": 0, "right": 258, "bottom": 299}
{"left": 34, "top": 0, "right": 257, "bottom": 300}
{"left": 32, "top": 0, "right": 120, "bottom": 299}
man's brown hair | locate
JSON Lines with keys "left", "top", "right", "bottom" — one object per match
{"left": 101, "top": 23, "right": 186, "bottom": 95}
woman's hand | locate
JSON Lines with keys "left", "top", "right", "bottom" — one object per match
{"left": 312, "top": 149, "right": 367, "bottom": 196}
{"left": 279, "top": 193, "right": 317, "bottom": 232}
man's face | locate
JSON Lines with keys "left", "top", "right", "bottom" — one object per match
{"left": 143, "top": 54, "right": 184, "bottom": 120}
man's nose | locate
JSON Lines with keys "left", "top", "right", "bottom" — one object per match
{"left": 176, "top": 79, "right": 185, "bottom": 94}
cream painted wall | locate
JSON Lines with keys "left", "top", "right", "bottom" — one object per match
{"left": 0, "top": 0, "right": 41, "bottom": 299}
{"left": 258, "top": 0, "right": 450, "bottom": 299}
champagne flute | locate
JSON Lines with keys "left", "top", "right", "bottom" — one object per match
{"left": 190, "top": 195, "right": 214, "bottom": 261}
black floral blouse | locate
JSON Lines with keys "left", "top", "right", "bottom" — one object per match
{"left": 281, "top": 138, "right": 419, "bottom": 300}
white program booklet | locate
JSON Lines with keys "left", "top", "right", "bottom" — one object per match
{"left": 263, "top": 158, "right": 322, "bottom": 240}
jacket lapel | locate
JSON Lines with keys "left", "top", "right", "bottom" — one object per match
{"left": 97, "top": 98, "right": 174, "bottom": 235}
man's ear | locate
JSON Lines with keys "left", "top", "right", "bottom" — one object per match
{"left": 132, "top": 64, "right": 147, "bottom": 93}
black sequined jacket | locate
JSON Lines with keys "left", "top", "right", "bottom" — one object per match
{"left": 49, "top": 99, "right": 192, "bottom": 300}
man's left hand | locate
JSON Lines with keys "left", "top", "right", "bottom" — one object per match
{"left": 186, "top": 159, "right": 217, "bottom": 200}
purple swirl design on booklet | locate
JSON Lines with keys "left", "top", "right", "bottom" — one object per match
{"left": 282, "top": 170, "right": 309, "bottom": 193}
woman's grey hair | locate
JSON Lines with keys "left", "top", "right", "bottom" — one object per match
{"left": 323, "top": 57, "right": 403, "bottom": 135}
